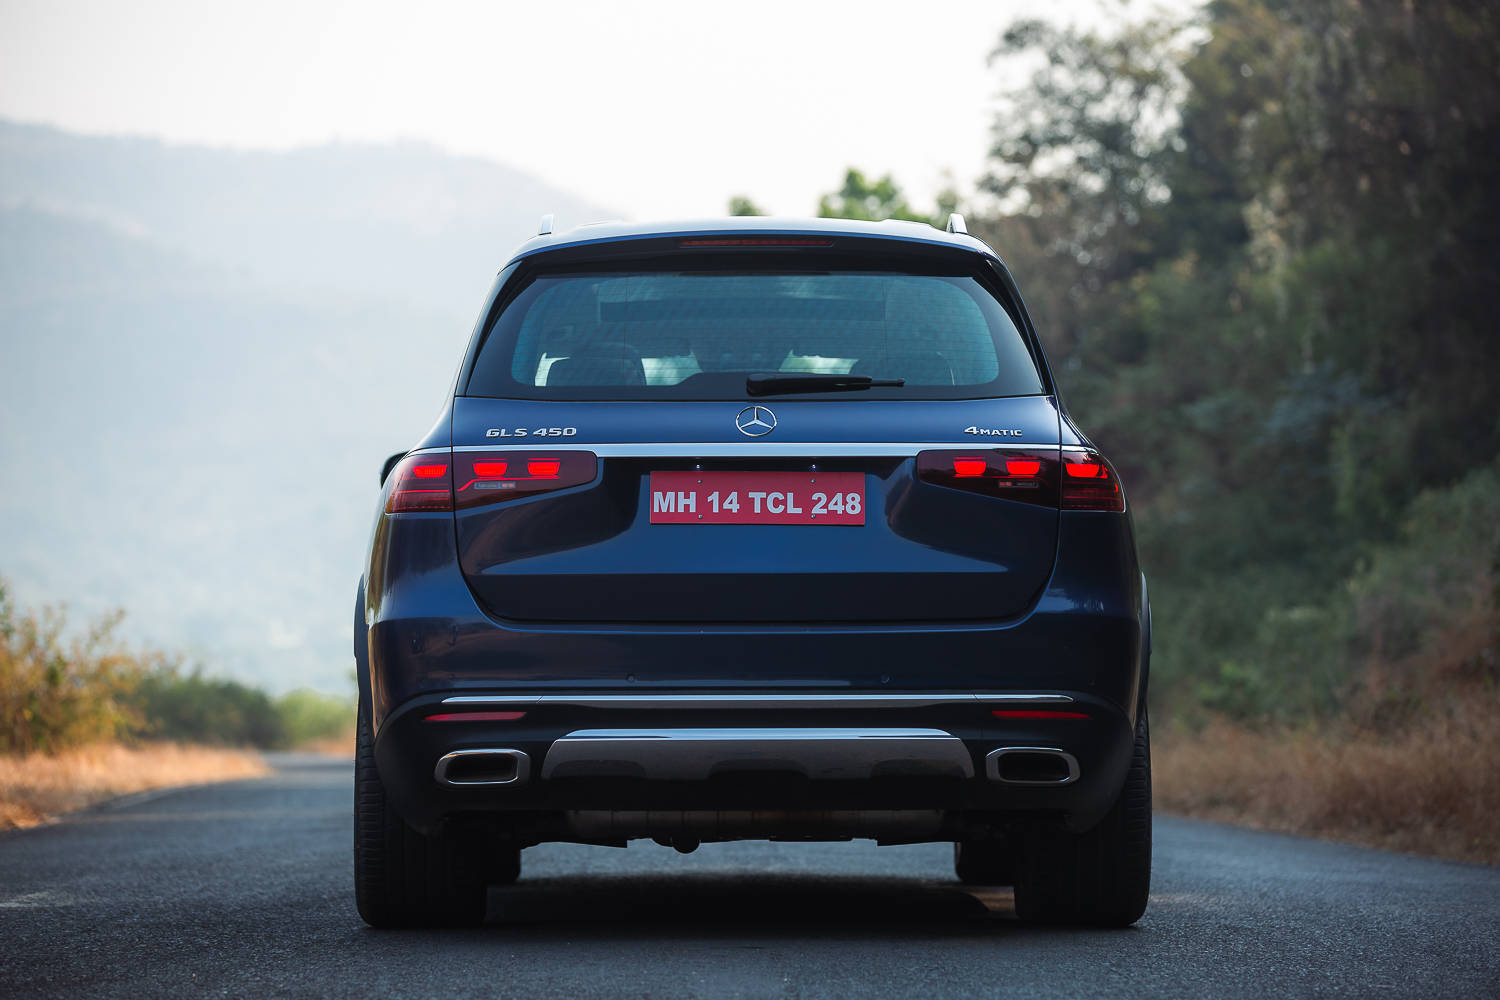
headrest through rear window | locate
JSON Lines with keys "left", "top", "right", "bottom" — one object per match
{"left": 544, "top": 343, "right": 645, "bottom": 386}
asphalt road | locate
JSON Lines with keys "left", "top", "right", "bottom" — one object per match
{"left": 1, "top": 754, "right": 1496, "bottom": 999}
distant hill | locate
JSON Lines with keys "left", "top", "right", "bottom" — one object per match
{"left": 0, "top": 121, "right": 615, "bottom": 693}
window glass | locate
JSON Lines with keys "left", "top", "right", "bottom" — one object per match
{"left": 466, "top": 269, "right": 1043, "bottom": 399}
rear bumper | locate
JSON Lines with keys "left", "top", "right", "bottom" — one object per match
{"left": 373, "top": 690, "right": 1135, "bottom": 837}
{"left": 361, "top": 510, "right": 1147, "bottom": 729}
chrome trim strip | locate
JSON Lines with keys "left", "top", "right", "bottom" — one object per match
{"left": 440, "top": 693, "right": 1075, "bottom": 709}
{"left": 433, "top": 748, "right": 531, "bottom": 786}
{"left": 558, "top": 727, "right": 954, "bottom": 740}
{"left": 541, "top": 727, "right": 974, "bottom": 781}
{"left": 415, "top": 441, "right": 1062, "bottom": 458}
{"left": 985, "top": 747, "right": 1081, "bottom": 786}
{"left": 564, "top": 808, "right": 946, "bottom": 841}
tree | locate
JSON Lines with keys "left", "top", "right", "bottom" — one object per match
{"left": 726, "top": 195, "right": 766, "bottom": 217}
{"left": 816, "top": 168, "right": 958, "bottom": 229}
{"left": 973, "top": 0, "right": 1500, "bottom": 719}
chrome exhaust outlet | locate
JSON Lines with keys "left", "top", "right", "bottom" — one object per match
{"left": 434, "top": 749, "right": 531, "bottom": 786}
{"left": 986, "top": 747, "right": 1081, "bottom": 785}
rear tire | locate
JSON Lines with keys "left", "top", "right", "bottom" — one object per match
{"left": 1012, "top": 710, "right": 1152, "bottom": 927}
{"left": 487, "top": 845, "right": 522, "bottom": 886}
{"left": 954, "top": 839, "right": 1014, "bottom": 885}
{"left": 354, "top": 702, "right": 489, "bottom": 927}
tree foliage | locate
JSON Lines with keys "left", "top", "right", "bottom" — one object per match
{"left": 980, "top": 0, "right": 1500, "bottom": 720}
{"left": 0, "top": 580, "right": 351, "bottom": 754}
{"left": 816, "top": 168, "right": 959, "bottom": 229}
{"left": 0, "top": 580, "right": 154, "bottom": 754}
{"left": 727, "top": 195, "right": 765, "bottom": 217}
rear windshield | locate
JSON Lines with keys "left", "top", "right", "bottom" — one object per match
{"left": 464, "top": 267, "right": 1044, "bottom": 400}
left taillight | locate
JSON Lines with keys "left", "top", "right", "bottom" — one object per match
{"left": 386, "top": 454, "right": 454, "bottom": 513}
{"left": 453, "top": 451, "right": 597, "bottom": 509}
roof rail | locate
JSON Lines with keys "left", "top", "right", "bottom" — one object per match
{"left": 946, "top": 213, "right": 967, "bottom": 235}
{"left": 538, "top": 214, "right": 554, "bottom": 236}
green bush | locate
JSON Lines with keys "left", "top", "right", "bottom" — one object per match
{"left": 274, "top": 689, "right": 353, "bottom": 747}
{"left": 1153, "top": 460, "right": 1500, "bottom": 723}
{"left": 1, "top": 578, "right": 354, "bottom": 754}
{"left": 1343, "top": 463, "right": 1500, "bottom": 677}
{"left": 133, "top": 671, "right": 288, "bottom": 749}
{"left": 0, "top": 582, "right": 159, "bottom": 754}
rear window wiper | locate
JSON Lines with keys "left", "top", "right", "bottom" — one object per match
{"left": 746, "top": 372, "right": 905, "bottom": 396}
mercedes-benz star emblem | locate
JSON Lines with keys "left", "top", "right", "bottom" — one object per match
{"left": 735, "top": 405, "right": 777, "bottom": 437}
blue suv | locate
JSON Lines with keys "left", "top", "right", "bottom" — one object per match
{"left": 354, "top": 216, "right": 1151, "bottom": 927}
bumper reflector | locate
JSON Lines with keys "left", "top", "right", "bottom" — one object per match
{"left": 992, "top": 710, "right": 1089, "bottom": 719}
{"left": 423, "top": 711, "right": 527, "bottom": 722}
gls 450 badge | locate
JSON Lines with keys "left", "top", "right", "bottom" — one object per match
{"left": 485, "top": 427, "right": 578, "bottom": 438}
{"left": 963, "top": 426, "right": 1023, "bottom": 437}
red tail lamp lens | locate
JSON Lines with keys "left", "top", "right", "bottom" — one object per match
{"left": 992, "top": 709, "right": 1090, "bottom": 720}
{"left": 952, "top": 458, "right": 988, "bottom": 478}
{"left": 386, "top": 453, "right": 454, "bottom": 513}
{"left": 679, "top": 237, "right": 834, "bottom": 247}
{"left": 920, "top": 448, "right": 1122, "bottom": 510}
{"left": 1005, "top": 459, "right": 1042, "bottom": 477}
{"left": 917, "top": 449, "right": 1060, "bottom": 508}
{"left": 1060, "top": 449, "right": 1124, "bottom": 511}
{"left": 423, "top": 711, "right": 527, "bottom": 722}
{"left": 454, "top": 451, "right": 598, "bottom": 509}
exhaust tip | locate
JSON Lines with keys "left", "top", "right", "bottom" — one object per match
{"left": 986, "top": 747, "right": 1080, "bottom": 785}
{"left": 434, "top": 749, "right": 531, "bottom": 786}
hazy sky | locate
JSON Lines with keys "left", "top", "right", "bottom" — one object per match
{"left": 0, "top": 0, "right": 1177, "bottom": 220}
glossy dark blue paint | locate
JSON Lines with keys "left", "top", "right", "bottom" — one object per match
{"left": 506, "top": 216, "right": 999, "bottom": 263}
{"left": 364, "top": 506, "right": 1142, "bottom": 717}
{"left": 356, "top": 218, "right": 1148, "bottom": 835}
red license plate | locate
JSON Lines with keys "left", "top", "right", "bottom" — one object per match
{"left": 649, "top": 471, "right": 865, "bottom": 525}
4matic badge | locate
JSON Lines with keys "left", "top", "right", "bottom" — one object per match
{"left": 963, "top": 426, "right": 1023, "bottom": 437}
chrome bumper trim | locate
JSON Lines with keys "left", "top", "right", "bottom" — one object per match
{"left": 541, "top": 727, "right": 974, "bottom": 781}
{"left": 414, "top": 441, "right": 1067, "bottom": 458}
{"left": 441, "top": 692, "right": 1074, "bottom": 710}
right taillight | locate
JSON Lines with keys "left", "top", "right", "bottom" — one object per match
{"left": 915, "top": 447, "right": 1125, "bottom": 512}
{"left": 1062, "top": 449, "right": 1125, "bottom": 512}
{"left": 915, "top": 449, "right": 1060, "bottom": 507}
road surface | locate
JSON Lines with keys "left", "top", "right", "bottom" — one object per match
{"left": 1, "top": 754, "right": 1496, "bottom": 998}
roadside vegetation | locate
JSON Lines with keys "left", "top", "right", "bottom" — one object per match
{"left": 0, "top": 579, "right": 351, "bottom": 828}
{"left": 0, "top": 744, "right": 268, "bottom": 829}
{"left": 738, "top": 1, "right": 1499, "bottom": 862}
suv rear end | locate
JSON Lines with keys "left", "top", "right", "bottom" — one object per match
{"left": 354, "top": 217, "right": 1151, "bottom": 927}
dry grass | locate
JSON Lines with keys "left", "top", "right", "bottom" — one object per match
{"left": 0, "top": 742, "right": 270, "bottom": 830}
{"left": 297, "top": 730, "right": 355, "bottom": 757}
{"left": 1155, "top": 692, "right": 1500, "bottom": 865}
